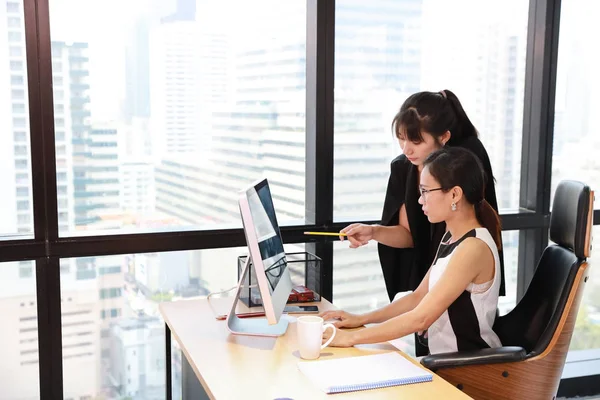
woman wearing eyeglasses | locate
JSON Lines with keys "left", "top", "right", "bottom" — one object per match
{"left": 339, "top": 90, "right": 504, "bottom": 355}
{"left": 324, "top": 147, "right": 502, "bottom": 353}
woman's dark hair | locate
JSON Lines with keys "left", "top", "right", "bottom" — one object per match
{"left": 423, "top": 147, "right": 502, "bottom": 249}
{"left": 392, "top": 89, "right": 478, "bottom": 146}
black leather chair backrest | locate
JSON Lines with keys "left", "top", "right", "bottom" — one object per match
{"left": 493, "top": 180, "right": 592, "bottom": 356}
{"left": 550, "top": 181, "right": 593, "bottom": 259}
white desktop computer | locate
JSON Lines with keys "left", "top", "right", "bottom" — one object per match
{"left": 226, "top": 178, "right": 293, "bottom": 337}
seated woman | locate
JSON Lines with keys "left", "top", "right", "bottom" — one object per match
{"left": 322, "top": 146, "right": 502, "bottom": 354}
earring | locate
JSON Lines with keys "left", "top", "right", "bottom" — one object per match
{"left": 451, "top": 202, "right": 457, "bottom": 211}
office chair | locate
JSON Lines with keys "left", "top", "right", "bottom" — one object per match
{"left": 421, "top": 180, "right": 594, "bottom": 400}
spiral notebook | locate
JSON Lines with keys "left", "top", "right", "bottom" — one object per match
{"left": 297, "top": 352, "right": 432, "bottom": 394}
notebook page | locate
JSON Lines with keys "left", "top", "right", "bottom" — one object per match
{"left": 297, "top": 352, "right": 432, "bottom": 393}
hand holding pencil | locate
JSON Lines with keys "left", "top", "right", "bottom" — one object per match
{"left": 304, "top": 223, "right": 373, "bottom": 248}
{"left": 303, "top": 231, "right": 347, "bottom": 237}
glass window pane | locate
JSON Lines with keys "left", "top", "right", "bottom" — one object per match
{"left": 332, "top": 241, "right": 389, "bottom": 313}
{"left": 0, "top": 261, "right": 39, "bottom": 399}
{"left": 552, "top": 0, "right": 600, "bottom": 209}
{"left": 1, "top": 1, "right": 34, "bottom": 239}
{"left": 333, "top": 0, "right": 529, "bottom": 220}
{"left": 60, "top": 243, "right": 305, "bottom": 398}
{"left": 569, "top": 226, "right": 600, "bottom": 352}
{"left": 333, "top": 231, "right": 520, "bottom": 355}
{"left": 49, "top": 0, "right": 306, "bottom": 236}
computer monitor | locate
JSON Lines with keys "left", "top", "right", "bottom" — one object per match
{"left": 226, "top": 178, "right": 293, "bottom": 337}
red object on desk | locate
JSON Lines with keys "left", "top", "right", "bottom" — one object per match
{"left": 287, "top": 292, "right": 298, "bottom": 302}
{"left": 292, "top": 285, "right": 315, "bottom": 302}
{"left": 215, "top": 311, "right": 266, "bottom": 321}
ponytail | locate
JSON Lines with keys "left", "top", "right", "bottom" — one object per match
{"left": 443, "top": 89, "right": 478, "bottom": 144}
{"left": 475, "top": 199, "right": 502, "bottom": 249}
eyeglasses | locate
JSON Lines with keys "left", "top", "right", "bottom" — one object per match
{"left": 419, "top": 187, "right": 444, "bottom": 199}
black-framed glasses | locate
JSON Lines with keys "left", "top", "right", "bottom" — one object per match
{"left": 419, "top": 186, "right": 444, "bottom": 198}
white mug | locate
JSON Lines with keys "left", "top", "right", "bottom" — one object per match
{"left": 297, "top": 315, "right": 336, "bottom": 360}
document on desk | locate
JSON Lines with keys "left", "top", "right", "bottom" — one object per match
{"left": 297, "top": 352, "right": 432, "bottom": 394}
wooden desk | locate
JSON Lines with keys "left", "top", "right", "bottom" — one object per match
{"left": 160, "top": 297, "right": 471, "bottom": 399}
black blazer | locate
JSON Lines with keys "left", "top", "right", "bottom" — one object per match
{"left": 377, "top": 136, "right": 506, "bottom": 301}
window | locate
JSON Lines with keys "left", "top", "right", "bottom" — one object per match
{"left": 15, "top": 159, "right": 28, "bottom": 170}
{"left": 14, "top": 131, "right": 26, "bottom": 142}
{"left": 0, "top": 261, "right": 40, "bottom": 399}
{"left": 49, "top": 0, "right": 307, "bottom": 236}
{"left": 9, "top": 46, "right": 22, "bottom": 56}
{"left": 16, "top": 173, "right": 28, "bottom": 184}
{"left": 6, "top": 2, "right": 19, "bottom": 13}
{"left": 9, "top": 60, "right": 22, "bottom": 71}
{"left": 11, "top": 89, "right": 24, "bottom": 99}
{"left": 14, "top": 145, "right": 28, "bottom": 156}
{"left": 551, "top": 0, "right": 600, "bottom": 209}
{"left": 17, "top": 214, "right": 30, "bottom": 225}
{"left": 99, "top": 288, "right": 122, "bottom": 299}
{"left": 333, "top": 0, "right": 529, "bottom": 219}
{"left": 12, "top": 103, "right": 26, "bottom": 113}
{"left": 8, "top": 31, "right": 21, "bottom": 42}
{"left": 8, "top": 18, "right": 21, "bottom": 28}
{"left": 11, "top": 75, "right": 24, "bottom": 85}
{"left": 61, "top": 245, "right": 303, "bottom": 397}
{"left": 59, "top": 244, "right": 304, "bottom": 396}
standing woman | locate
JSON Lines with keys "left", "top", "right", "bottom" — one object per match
{"left": 339, "top": 90, "right": 505, "bottom": 354}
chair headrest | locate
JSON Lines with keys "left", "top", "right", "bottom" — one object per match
{"left": 550, "top": 180, "right": 593, "bottom": 258}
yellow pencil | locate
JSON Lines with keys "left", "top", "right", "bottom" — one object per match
{"left": 304, "top": 231, "right": 347, "bottom": 237}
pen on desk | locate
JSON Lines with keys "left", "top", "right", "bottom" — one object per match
{"left": 215, "top": 312, "right": 267, "bottom": 320}
{"left": 303, "top": 231, "right": 347, "bottom": 237}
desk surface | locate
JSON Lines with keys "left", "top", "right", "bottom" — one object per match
{"left": 160, "top": 297, "right": 471, "bottom": 399}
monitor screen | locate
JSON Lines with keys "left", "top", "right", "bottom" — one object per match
{"left": 239, "top": 178, "right": 293, "bottom": 326}
{"left": 232, "top": 178, "right": 293, "bottom": 334}
{"left": 246, "top": 180, "right": 287, "bottom": 293}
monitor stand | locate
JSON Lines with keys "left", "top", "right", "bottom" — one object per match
{"left": 226, "top": 256, "right": 289, "bottom": 337}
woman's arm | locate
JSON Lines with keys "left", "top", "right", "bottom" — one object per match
{"left": 377, "top": 203, "right": 413, "bottom": 247}
{"left": 342, "top": 204, "right": 414, "bottom": 248}
{"left": 373, "top": 203, "right": 414, "bottom": 248}
{"left": 329, "top": 238, "right": 493, "bottom": 346}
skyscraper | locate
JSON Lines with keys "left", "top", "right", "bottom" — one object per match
{"left": 1, "top": 0, "right": 29, "bottom": 237}
{"left": 124, "top": 15, "right": 152, "bottom": 122}
{"left": 149, "top": 0, "right": 230, "bottom": 158}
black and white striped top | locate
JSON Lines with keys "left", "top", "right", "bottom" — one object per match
{"left": 427, "top": 228, "right": 502, "bottom": 354}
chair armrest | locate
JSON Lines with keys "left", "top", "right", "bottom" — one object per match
{"left": 420, "top": 346, "right": 527, "bottom": 370}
